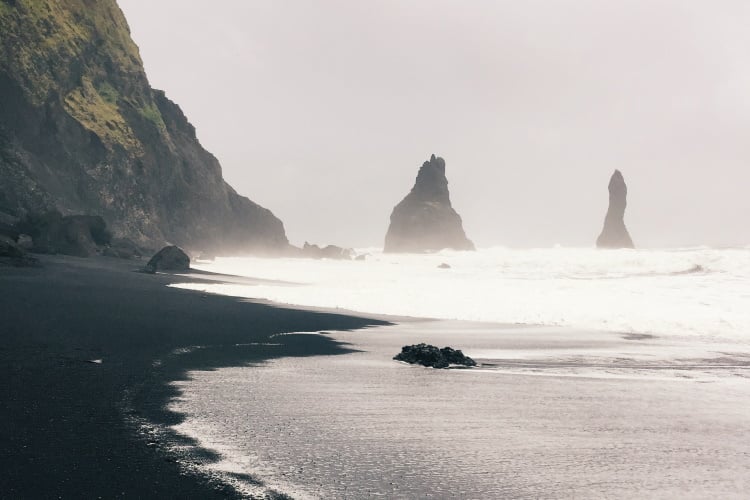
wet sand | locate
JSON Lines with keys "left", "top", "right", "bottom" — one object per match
{"left": 0, "top": 255, "right": 386, "bottom": 498}
{"left": 170, "top": 321, "right": 750, "bottom": 498}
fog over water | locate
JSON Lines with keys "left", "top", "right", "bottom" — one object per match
{"left": 118, "top": 1, "right": 750, "bottom": 248}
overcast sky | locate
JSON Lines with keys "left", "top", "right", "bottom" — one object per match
{"left": 118, "top": 0, "right": 750, "bottom": 248}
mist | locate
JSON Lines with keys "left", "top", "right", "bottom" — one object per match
{"left": 118, "top": 0, "right": 750, "bottom": 249}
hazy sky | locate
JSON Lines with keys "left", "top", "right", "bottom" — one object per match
{"left": 118, "top": 0, "right": 750, "bottom": 248}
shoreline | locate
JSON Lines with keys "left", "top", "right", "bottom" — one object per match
{"left": 3, "top": 254, "right": 748, "bottom": 497}
{"left": 0, "top": 255, "right": 388, "bottom": 498}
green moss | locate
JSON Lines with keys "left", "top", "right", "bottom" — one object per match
{"left": 0, "top": 0, "right": 144, "bottom": 105}
{"left": 63, "top": 77, "right": 141, "bottom": 151}
{"left": 139, "top": 104, "right": 166, "bottom": 131}
{"left": 0, "top": 0, "right": 175, "bottom": 153}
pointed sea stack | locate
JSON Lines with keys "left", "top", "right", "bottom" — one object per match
{"left": 384, "top": 155, "right": 474, "bottom": 253}
{"left": 596, "top": 170, "right": 635, "bottom": 249}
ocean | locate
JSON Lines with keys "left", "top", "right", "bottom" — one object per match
{"left": 165, "top": 247, "right": 750, "bottom": 498}
{"left": 175, "top": 246, "right": 750, "bottom": 341}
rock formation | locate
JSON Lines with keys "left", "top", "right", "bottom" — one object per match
{"left": 17, "top": 211, "right": 111, "bottom": 257}
{"left": 596, "top": 170, "right": 635, "bottom": 249}
{"left": 0, "top": 0, "right": 288, "bottom": 255}
{"left": 394, "top": 343, "right": 477, "bottom": 369}
{"left": 145, "top": 245, "right": 190, "bottom": 273}
{"left": 384, "top": 155, "right": 474, "bottom": 253}
{"left": 299, "top": 242, "right": 355, "bottom": 260}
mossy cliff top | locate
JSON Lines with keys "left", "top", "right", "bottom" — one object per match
{"left": 0, "top": 0, "right": 163, "bottom": 150}
{"left": 0, "top": 0, "right": 288, "bottom": 253}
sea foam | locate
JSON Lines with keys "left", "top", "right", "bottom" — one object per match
{"left": 172, "top": 246, "right": 750, "bottom": 342}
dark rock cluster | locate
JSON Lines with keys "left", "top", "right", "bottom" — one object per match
{"left": 596, "top": 170, "right": 635, "bottom": 249}
{"left": 394, "top": 343, "right": 477, "bottom": 369}
{"left": 385, "top": 155, "right": 474, "bottom": 253}
{"left": 298, "top": 242, "right": 355, "bottom": 260}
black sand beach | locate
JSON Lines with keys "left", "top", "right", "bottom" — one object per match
{"left": 0, "top": 255, "right": 386, "bottom": 498}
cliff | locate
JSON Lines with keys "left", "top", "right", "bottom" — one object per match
{"left": 0, "top": 0, "right": 288, "bottom": 254}
{"left": 596, "top": 170, "right": 635, "bottom": 249}
{"left": 384, "top": 154, "right": 474, "bottom": 253}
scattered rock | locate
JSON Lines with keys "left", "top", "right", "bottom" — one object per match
{"left": 385, "top": 154, "right": 474, "bottom": 253}
{"left": 145, "top": 245, "right": 190, "bottom": 273}
{"left": 437, "top": 263, "right": 451, "bottom": 269}
{"left": 596, "top": 170, "right": 634, "bottom": 249}
{"left": 394, "top": 343, "right": 477, "bottom": 369}
{"left": 355, "top": 253, "right": 368, "bottom": 261}
{"left": 0, "top": 235, "right": 40, "bottom": 267}
{"left": 299, "top": 242, "right": 354, "bottom": 260}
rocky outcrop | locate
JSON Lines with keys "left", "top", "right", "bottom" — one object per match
{"left": 145, "top": 245, "right": 190, "bottom": 273}
{"left": 596, "top": 170, "right": 635, "bottom": 249}
{"left": 16, "top": 211, "right": 111, "bottom": 257}
{"left": 0, "top": 0, "right": 288, "bottom": 255}
{"left": 385, "top": 155, "right": 474, "bottom": 253}
{"left": 394, "top": 343, "right": 477, "bottom": 369}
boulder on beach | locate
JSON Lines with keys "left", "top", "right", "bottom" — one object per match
{"left": 596, "top": 170, "right": 635, "bottom": 249}
{"left": 145, "top": 245, "right": 190, "bottom": 273}
{"left": 394, "top": 343, "right": 477, "bottom": 369}
{"left": 384, "top": 154, "right": 474, "bottom": 253}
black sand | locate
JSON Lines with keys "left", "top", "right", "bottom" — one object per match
{"left": 0, "top": 255, "right": 386, "bottom": 498}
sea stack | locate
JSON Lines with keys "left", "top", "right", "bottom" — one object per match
{"left": 596, "top": 170, "right": 635, "bottom": 249}
{"left": 384, "top": 155, "right": 474, "bottom": 253}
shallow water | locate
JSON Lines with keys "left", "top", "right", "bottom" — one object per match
{"left": 169, "top": 321, "right": 750, "bottom": 498}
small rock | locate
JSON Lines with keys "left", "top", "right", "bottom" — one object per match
{"left": 437, "top": 263, "right": 451, "bottom": 269}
